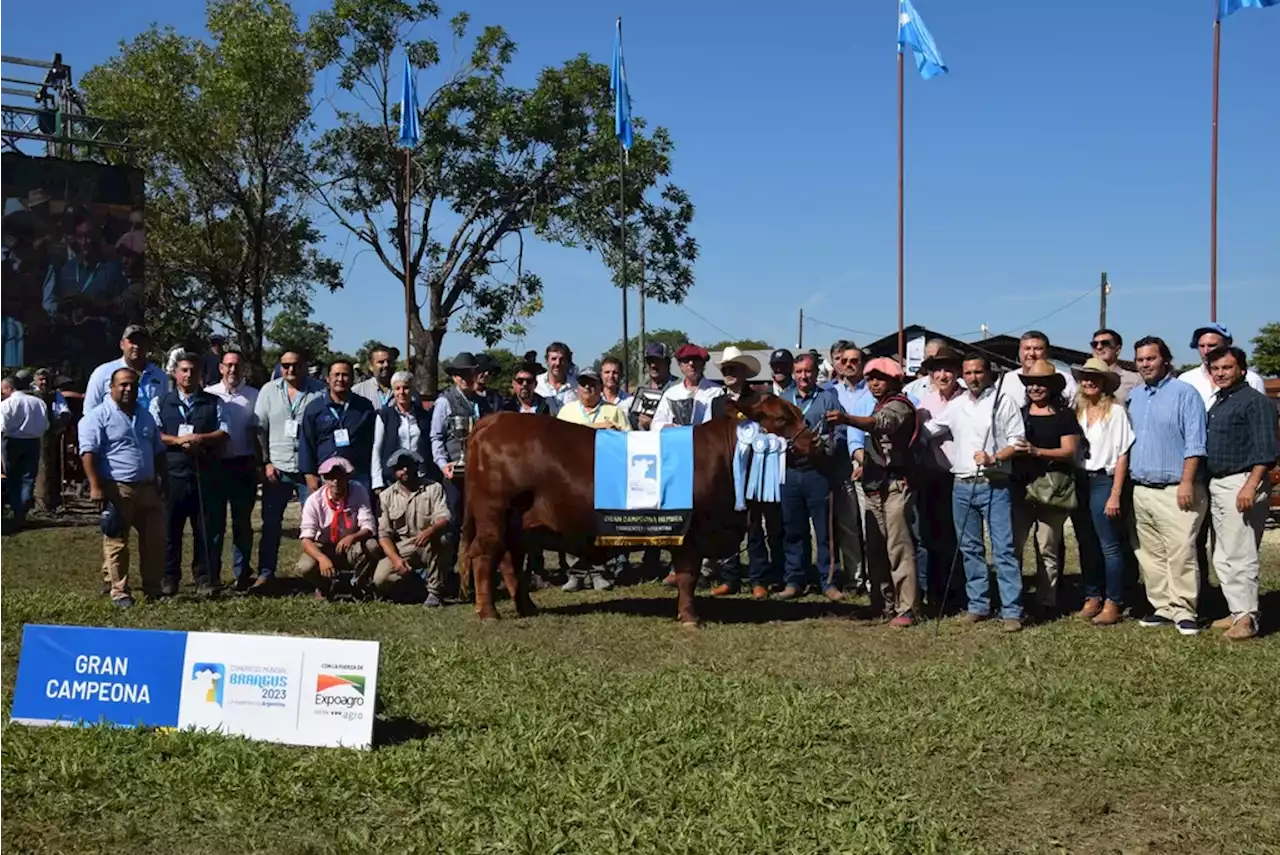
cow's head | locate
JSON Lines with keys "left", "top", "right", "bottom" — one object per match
{"left": 728, "top": 395, "right": 820, "bottom": 459}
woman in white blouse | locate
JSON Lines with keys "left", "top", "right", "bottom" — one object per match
{"left": 371, "top": 372, "right": 430, "bottom": 490}
{"left": 1071, "top": 358, "right": 1135, "bottom": 626}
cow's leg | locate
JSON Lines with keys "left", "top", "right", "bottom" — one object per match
{"left": 472, "top": 536, "right": 502, "bottom": 621}
{"left": 672, "top": 549, "right": 701, "bottom": 627}
{"left": 501, "top": 548, "right": 539, "bottom": 618}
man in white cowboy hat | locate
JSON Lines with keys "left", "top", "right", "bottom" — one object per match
{"left": 709, "top": 346, "right": 762, "bottom": 416}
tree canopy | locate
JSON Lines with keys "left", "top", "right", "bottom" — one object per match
{"left": 596, "top": 328, "right": 689, "bottom": 382}
{"left": 1250, "top": 322, "right": 1280, "bottom": 378}
{"left": 706, "top": 339, "right": 772, "bottom": 353}
{"left": 305, "top": 0, "right": 696, "bottom": 394}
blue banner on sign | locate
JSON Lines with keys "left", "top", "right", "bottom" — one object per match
{"left": 11, "top": 625, "right": 188, "bottom": 728}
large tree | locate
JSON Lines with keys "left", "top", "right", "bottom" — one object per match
{"left": 81, "top": 0, "right": 341, "bottom": 376}
{"left": 305, "top": 0, "right": 696, "bottom": 395}
{"left": 707, "top": 339, "right": 772, "bottom": 352}
{"left": 1250, "top": 322, "right": 1280, "bottom": 378}
{"left": 264, "top": 299, "right": 332, "bottom": 365}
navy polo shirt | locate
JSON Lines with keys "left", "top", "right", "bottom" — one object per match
{"left": 298, "top": 393, "right": 376, "bottom": 477}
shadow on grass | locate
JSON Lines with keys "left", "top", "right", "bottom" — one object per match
{"left": 373, "top": 715, "right": 439, "bottom": 747}
{"left": 539, "top": 595, "right": 882, "bottom": 624}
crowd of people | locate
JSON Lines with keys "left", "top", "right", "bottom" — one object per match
{"left": 1, "top": 319, "right": 1275, "bottom": 640}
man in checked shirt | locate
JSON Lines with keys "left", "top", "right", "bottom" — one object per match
{"left": 1202, "top": 346, "right": 1277, "bottom": 641}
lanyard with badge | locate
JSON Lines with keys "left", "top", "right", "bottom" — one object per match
{"left": 329, "top": 400, "right": 351, "bottom": 448}
{"left": 282, "top": 382, "right": 307, "bottom": 439}
{"left": 579, "top": 402, "right": 601, "bottom": 424}
{"left": 177, "top": 394, "right": 196, "bottom": 438}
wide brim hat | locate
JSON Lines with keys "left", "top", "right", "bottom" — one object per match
{"left": 1071, "top": 357, "right": 1121, "bottom": 394}
{"left": 1018, "top": 359, "right": 1067, "bottom": 394}
{"left": 921, "top": 345, "right": 965, "bottom": 371}
{"left": 717, "top": 346, "right": 761, "bottom": 376}
{"left": 442, "top": 351, "right": 482, "bottom": 374}
{"left": 385, "top": 448, "right": 424, "bottom": 470}
{"left": 515, "top": 360, "right": 545, "bottom": 376}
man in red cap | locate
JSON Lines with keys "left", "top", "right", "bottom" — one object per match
{"left": 650, "top": 343, "right": 724, "bottom": 431}
{"left": 831, "top": 357, "right": 921, "bottom": 625}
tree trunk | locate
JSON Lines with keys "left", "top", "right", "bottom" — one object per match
{"left": 412, "top": 277, "right": 447, "bottom": 398}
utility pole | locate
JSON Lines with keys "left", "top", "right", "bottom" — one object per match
{"left": 980, "top": 323, "right": 989, "bottom": 340}
{"left": 1099, "top": 270, "right": 1110, "bottom": 330}
{"left": 797, "top": 308, "right": 804, "bottom": 349}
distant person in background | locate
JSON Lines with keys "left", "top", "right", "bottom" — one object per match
{"left": 1178, "top": 323, "right": 1266, "bottom": 409}
{"left": 904, "top": 339, "right": 947, "bottom": 400}
{"left": 628, "top": 342, "right": 676, "bottom": 431}
{"left": 205, "top": 347, "right": 261, "bottom": 592}
{"left": 1086, "top": 329, "right": 1141, "bottom": 404}
{"left": 473, "top": 353, "right": 504, "bottom": 412}
{"left": 352, "top": 344, "right": 398, "bottom": 409}
{"left": 78, "top": 367, "right": 167, "bottom": 608}
{"left": 2, "top": 375, "right": 49, "bottom": 529}
{"left": 830, "top": 341, "right": 872, "bottom": 597}
{"left": 200, "top": 334, "right": 226, "bottom": 387}
{"left": 769, "top": 349, "right": 795, "bottom": 397}
{"left": 296, "top": 455, "right": 381, "bottom": 600}
{"left": 83, "top": 325, "right": 167, "bottom": 414}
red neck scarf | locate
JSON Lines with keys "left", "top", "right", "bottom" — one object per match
{"left": 325, "top": 484, "right": 353, "bottom": 543}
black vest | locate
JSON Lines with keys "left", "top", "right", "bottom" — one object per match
{"left": 442, "top": 387, "right": 494, "bottom": 463}
{"left": 500, "top": 393, "right": 551, "bottom": 415}
{"left": 377, "top": 405, "right": 436, "bottom": 482}
{"left": 154, "top": 389, "right": 222, "bottom": 478}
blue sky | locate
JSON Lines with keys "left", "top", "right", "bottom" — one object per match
{"left": 5, "top": 0, "right": 1277, "bottom": 368}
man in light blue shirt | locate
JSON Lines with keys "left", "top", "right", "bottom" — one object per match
{"left": 78, "top": 366, "right": 167, "bottom": 608}
{"left": 827, "top": 341, "right": 873, "bottom": 596}
{"left": 1126, "top": 336, "right": 1207, "bottom": 635}
{"left": 83, "top": 324, "right": 167, "bottom": 414}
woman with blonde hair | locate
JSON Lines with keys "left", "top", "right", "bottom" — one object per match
{"left": 1071, "top": 357, "right": 1134, "bottom": 626}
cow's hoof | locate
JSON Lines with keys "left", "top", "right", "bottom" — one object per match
{"left": 476, "top": 608, "right": 500, "bottom": 621}
{"left": 678, "top": 618, "right": 701, "bottom": 630}
{"left": 515, "top": 601, "right": 540, "bottom": 618}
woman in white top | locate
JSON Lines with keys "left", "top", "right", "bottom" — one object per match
{"left": 1071, "top": 358, "right": 1135, "bottom": 626}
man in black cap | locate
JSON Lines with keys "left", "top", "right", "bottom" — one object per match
{"left": 473, "top": 352, "right": 505, "bottom": 413}
{"left": 628, "top": 342, "right": 677, "bottom": 431}
{"left": 200, "top": 334, "right": 227, "bottom": 388}
{"left": 374, "top": 449, "right": 453, "bottom": 606}
{"left": 769, "top": 349, "right": 796, "bottom": 396}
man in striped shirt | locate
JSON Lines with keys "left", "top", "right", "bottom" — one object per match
{"left": 1127, "top": 336, "right": 1207, "bottom": 637}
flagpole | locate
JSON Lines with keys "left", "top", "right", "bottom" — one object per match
{"left": 620, "top": 143, "right": 630, "bottom": 389}
{"left": 404, "top": 148, "right": 413, "bottom": 372}
{"left": 1210, "top": 9, "right": 1221, "bottom": 322}
{"left": 897, "top": 47, "right": 906, "bottom": 367}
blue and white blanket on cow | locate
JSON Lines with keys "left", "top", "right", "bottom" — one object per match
{"left": 593, "top": 427, "right": 694, "bottom": 546}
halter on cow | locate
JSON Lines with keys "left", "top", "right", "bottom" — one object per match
{"left": 459, "top": 394, "right": 819, "bottom": 625}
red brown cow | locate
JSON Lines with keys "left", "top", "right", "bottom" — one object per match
{"left": 460, "top": 395, "right": 817, "bottom": 625}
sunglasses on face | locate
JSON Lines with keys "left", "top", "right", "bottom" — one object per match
{"left": 280, "top": 362, "right": 300, "bottom": 370}
{"left": 1090, "top": 340, "right": 1116, "bottom": 349}
{"left": 513, "top": 377, "right": 533, "bottom": 385}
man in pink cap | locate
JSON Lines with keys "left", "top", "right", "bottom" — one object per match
{"left": 296, "top": 454, "right": 381, "bottom": 600}
{"left": 830, "top": 358, "right": 921, "bottom": 625}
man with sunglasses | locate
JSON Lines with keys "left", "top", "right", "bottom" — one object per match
{"left": 1087, "top": 329, "right": 1141, "bottom": 404}
{"left": 255, "top": 348, "right": 326, "bottom": 590}
{"left": 501, "top": 359, "right": 552, "bottom": 415}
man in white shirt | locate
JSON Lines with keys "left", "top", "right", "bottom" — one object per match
{"left": 534, "top": 341, "right": 578, "bottom": 413}
{"left": 205, "top": 347, "right": 261, "bottom": 592}
{"left": 922, "top": 353, "right": 1027, "bottom": 630}
{"left": 650, "top": 343, "right": 724, "bottom": 430}
{"left": 2, "top": 375, "right": 50, "bottom": 528}
{"left": 1178, "top": 323, "right": 1266, "bottom": 409}
{"left": 995, "top": 330, "right": 1077, "bottom": 409}
{"left": 903, "top": 339, "right": 948, "bottom": 401}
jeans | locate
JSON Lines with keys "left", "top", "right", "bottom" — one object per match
{"left": 720, "top": 503, "right": 783, "bottom": 588}
{"left": 781, "top": 467, "right": 834, "bottom": 591}
{"left": 953, "top": 479, "right": 1022, "bottom": 620}
{"left": 2, "top": 437, "right": 40, "bottom": 524}
{"left": 1073, "top": 471, "right": 1125, "bottom": 605}
{"left": 210, "top": 456, "right": 257, "bottom": 581}
{"left": 258, "top": 470, "right": 311, "bottom": 579}
{"left": 165, "top": 472, "right": 220, "bottom": 585}
{"left": 912, "top": 468, "right": 956, "bottom": 602}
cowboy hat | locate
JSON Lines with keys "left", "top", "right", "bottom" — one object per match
{"left": 717, "top": 346, "right": 761, "bottom": 376}
{"left": 442, "top": 351, "right": 482, "bottom": 374}
{"left": 1071, "top": 357, "right": 1121, "bottom": 394}
{"left": 1018, "top": 359, "right": 1067, "bottom": 394}
{"left": 921, "top": 345, "right": 965, "bottom": 371}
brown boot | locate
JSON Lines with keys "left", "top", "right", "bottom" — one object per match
{"left": 1076, "top": 598, "right": 1103, "bottom": 620}
{"left": 1091, "top": 600, "right": 1123, "bottom": 626}
{"left": 751, "top": 585, "right": 770, "bottom": 600}
{"left": 1211, "top": 615, "right": 1237, "bottom": 631}
{"left": 1224, "top": 615, "right": 1258, "bottom": 641}
{"left": 710, "top": 583, "right": 737, "bottom": 597}
{"left": 957, "top": 611, "right": 987, "bottom": 625}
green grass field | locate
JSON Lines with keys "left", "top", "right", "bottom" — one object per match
{"left": 3, "top": 511, "right": 1279, "bottom": 854}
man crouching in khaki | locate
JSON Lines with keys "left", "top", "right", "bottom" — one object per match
{"left": 374, "top": 449, "right": 453, "bottom": 607}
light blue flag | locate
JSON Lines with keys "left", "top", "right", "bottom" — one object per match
{"left": 1219, "top": 0, "right": 1278, "bottom": 17}
{"left": 610, "top": 18, "right": 634, "bottom": 152}
{"left": 898, "top": 0, "right": 948, "bottom": 80}
{"left": 397, "top": 54, "right": 420, "bottom": 149}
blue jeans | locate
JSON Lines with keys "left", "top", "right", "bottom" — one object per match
{"left": 721, "top": 503, "right": 784, "bottom": 588}
{"left": 210, "top": 457, "right": 257, "bottom": 581}
{"left": 1073, "top": 471, "right": 1125, "bottom": 605}
{"left": 258, "top": 471, "right": 311, "bottom": 579}
{"left": 2, "top": 437, "right": 40, "bottom": 524}
{"left": 913, "top": 468, "right": 956, "bottom": 601}
{"left": 781, "top": 467, "right": 833, "bottom": 591}
{"left": 953, "top": 479, "right": 1022, "bottom": 620}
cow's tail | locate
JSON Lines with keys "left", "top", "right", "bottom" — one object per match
{"left": 458, "top": 479, "right": 475, "bottom": 600}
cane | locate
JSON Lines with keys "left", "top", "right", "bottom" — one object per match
{"left": 193, "top": 452, "right": 209, "bottom": 592}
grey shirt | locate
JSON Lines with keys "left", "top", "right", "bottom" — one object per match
{"left": 254, "top": 376, "right": 326, "bottom": 472}
{"left": 352, "top": 377, "right": 394, "bottom": 410}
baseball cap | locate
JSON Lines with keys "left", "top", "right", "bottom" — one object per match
{"left": 122, "top": 324, "right": 151, "bottom": 340}
{"left": 864, "top": 357, "right": 905, "bottom": 380}
{"left": 1189, "top": 322, "right": 1231, "bottom": 348}
{"left": 578, "top": 368, "right": 602, "bottom": 383}
{"left": 643, "top": 342, "right": 669, "bottom": 360}
{"left": 318, "top": 456, "right": 355, "bottom": 476}
{"left": 769, "top": 348, "right": 794, "bottom": 365}
{"left": 385, "top": 448, "right": 423, "bottom": 470}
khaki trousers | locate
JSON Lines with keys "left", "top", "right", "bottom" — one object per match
{"left": 1013, "top": 499, "right": 1070, "bottom": 609}
{"left": 373, "top": 534, "right": 453, "bottom": 597}
{"left": 1131, "top": 483, "right": 1208, "bottom": 623}
{"left": 1209, "top": 473, "right": 1270, "bottom": 620}
{"left": 101, "top": 481, "right": 166, "bottom": 601}
{"left": 862, "top": 480, "right": 920, "bottom": 617}
{"left": 296, "top": 538, "right": 381, "bottom": 592}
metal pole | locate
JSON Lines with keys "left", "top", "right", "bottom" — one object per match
{"left": 404, "top": 149, "right": 413, "bottom": 373}
{"left": 1210, "top": 13, "right": 1221, "bottom": 322}
{"left": 1099, "top": 270, "right": 1108, "bottom": 330}
{"left": 637, "top": 253, "right": 646, "bottom": 389}
{"left": 797, "top": 308, "right": 804, "bottom": 349}
{"left": 620, "top": 146, "right": 630, "bottom": 388}
{"left": 897, "top": 49, "right": 906, "bottom": 367}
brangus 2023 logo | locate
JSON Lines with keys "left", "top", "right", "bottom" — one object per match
{"left": 314, "top": 672, "right": 366, "bottom": 708}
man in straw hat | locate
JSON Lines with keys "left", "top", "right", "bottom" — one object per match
{"left": 830, "top": 357, "right": 920, "bottom": 625}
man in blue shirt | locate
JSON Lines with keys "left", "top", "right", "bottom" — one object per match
{"left": 776, "top": 352, "right": 846, "bottom": 600}
{"left": 78, "top": 366, "right": 168, "bottom": 608}
{"left": 1126, "top": 336, "right": 1208, "bottom": 636}
{"left": 828, "top": 341, "right": 872, "bottom": 597}
{"left": 299, "top": 359, "right": 376, "bottom": 492}
{"left": 83, "top": 324, "right": 168, "bottom": 414}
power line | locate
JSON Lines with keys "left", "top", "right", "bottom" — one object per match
{"left": 806, "top": 317, "right": 887, "bottom": 340}
{"left": 995, "top": 287, "right": 1096, "bottom": 338}
{"left": 679, "top": 302, "right": 739, "bottom": 341}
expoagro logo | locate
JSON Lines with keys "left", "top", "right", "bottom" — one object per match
{"left": 190, "top": 663, "right": 226, "bottom": 706}
{"left": 315, "top": 673, "right": 366, "bottom": 708}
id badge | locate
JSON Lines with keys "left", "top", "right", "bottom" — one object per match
{"left": 284, "top": 419, "right": 299, "bottom": 439}
{"left": 333, "top": 428, "right": 351, "bottom": 448}
{"left": 178, "top": 424, "right": 195, "bottom": 437}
